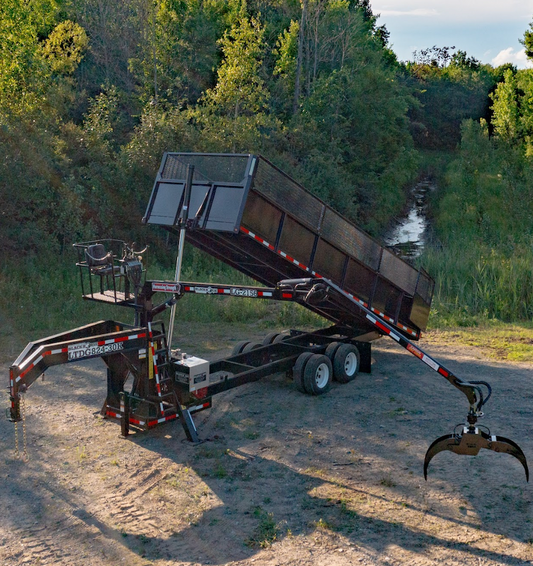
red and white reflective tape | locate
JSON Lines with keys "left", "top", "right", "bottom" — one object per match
{"left": 17, "top": 346, "right": 68, "bottom": 381}
{"left": 148, "top": 414, "right": 179, "bottom": 427}
{"left": 366, "top": 314, "right": 401, "bottom": 343}
{"left": 105, "top": 410, "right": 146, "bottom": 426}
{"left": 239, "top": 227, "right": 275, "bottom": 250}
{"left": 240, "top": 226, "right": 420, "bottom": 338}
{"left": 189, "top": 402, "right": 211, "bottom": 413}
{"left": 16, "top": 331, "right": 148, "bottom": 383}
{"left": 96, "top": 333, "right": 146, "bottom": 345}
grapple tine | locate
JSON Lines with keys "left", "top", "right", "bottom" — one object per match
{"left": 424, "top": 428, "right": 530, "bottom": 481}
{"left": 489, "top": 435, "right": 529, "bottom": 482}
{"left": 423, "top": 434, "right": 458, "bottom": 480}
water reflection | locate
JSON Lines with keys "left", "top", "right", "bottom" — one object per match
{"left": 384, "top": 179, "right": 433, "bottom": 259}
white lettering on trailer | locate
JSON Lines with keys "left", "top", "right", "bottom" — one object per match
{"left": 68, "top": 341, "right": 124, "bottom": 361}
{"left": 421, "top": 354, "right": 439, "bottom": 372}
{"left": 230, "top": 288, "right": 258, "bottom": 298}
{"left": 194, "top": 286, "right": 218, "bottom": 295}
{"left": 152, "top": 281, "right": 180, "bottom": 293}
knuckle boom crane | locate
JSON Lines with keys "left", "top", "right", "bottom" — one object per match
{"left": 8, "top": 153, "right": 529, "bottom": 480}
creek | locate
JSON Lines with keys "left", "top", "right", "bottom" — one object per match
{"left": 383, "top": 178, "right": 434, "bottom": 260}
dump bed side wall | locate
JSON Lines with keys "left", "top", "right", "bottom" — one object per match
{"left": 245, "top": 157, "right": 433, "bottom": 332}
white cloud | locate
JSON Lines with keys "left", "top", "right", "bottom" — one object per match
{"left": 373, "top": 1, "right": 533, "bottom": 23}
{"left": 378, "top": 9, "right": 439, "bottom": 17}
{"left": 492, "top": 47, "right": 533, "bottom": 68}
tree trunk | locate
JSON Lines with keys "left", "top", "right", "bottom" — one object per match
{"left": 293, "top": 0, "right": 307, "bottom": 115}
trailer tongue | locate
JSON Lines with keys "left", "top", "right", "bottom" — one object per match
{"left": 8, "top": 152, "right": 529, "bottom": 480}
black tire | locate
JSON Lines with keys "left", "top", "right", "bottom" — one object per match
{"left": 333, "top": 344, "right": 360, "bottom": 383}
{"left": 262, "top": 332, "right": 280, "bottom": 345}
{"left": 242, "top": 341, "right": 262, "bottom": 353}
{"left": 324, "top": 341, "right": 341, "bottom": 361}
{"left": 231, "top": 340, "right": 251, "bottom": 355}
{"left": 273, "top": 333, "right": 288, "bottom": 343}
{"left": 303, "top": 354, "right": 333, "bottom": 395}
{"left": 292, "top": 352, "right": 314, "bottom": 393}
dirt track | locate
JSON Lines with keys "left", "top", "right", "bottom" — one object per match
{"left": 1, "top": 325, "right": 532, "bottom": 565}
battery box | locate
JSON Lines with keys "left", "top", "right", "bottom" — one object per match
{"left": 173, "top": 355, "right": 210, "bottom": 392}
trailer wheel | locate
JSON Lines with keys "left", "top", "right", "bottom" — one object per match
{"left": 293, "top": 352, "right": 314, "bottom": 393}
{"left": 231, "top": 340, "right": 251, "bottom": 355}
{"left": 262, "top": 332, "right": 280, "bottom": 345}
{"left": 333, "top": 344, "right": 360, "bottom": 383}
{"left": 242, "top": 341, "right": 262, "bottom": 353}
{"left": 273, "top": 333, "right": 288, "bottom": 343}
{"left": 303, "top": 354, "right": 333, "bottom": 395}
{"left": 324, "top": 341, "right": 341, "bottom": 361}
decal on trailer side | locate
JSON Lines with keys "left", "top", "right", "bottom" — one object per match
{"left": 230, "top": 288, "right": 258, "bottom": 297}
{"left": 68, "top": 341, "right": 124, "bottom": 361}
{"left": 193, "top": 286, "right": 219, "bottom": 295}
{"left": 152, "top": 281, "right": 180, "bottom": 293}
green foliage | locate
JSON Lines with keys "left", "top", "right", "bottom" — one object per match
{"left": 193, "top": 8, "right": 277, "bottom": 152}
{"left": 0, "top": 0, "right": 50, "bottom": 115}
{"left": 405, "top": 54, "right": 499, "bottom": 150}
{"left": 42, "top": 20, "right": 88, "bottom": 74}
{"left": 0, "top": 0, "right": 468, "bottom": 332}
{"left": 522, "top": 20, "right": 533, "bottom": 61}
{"left": 128, "top": 0, "right": 227, "bottom": 105}
{"left": 425, "top": 115, "right": 533, "bottom": 321}
{"left": 491, "top": 69, "right": 533, "bottom": 156}
{"left": 490, "top": 69, "right": 520, "bottom": 142}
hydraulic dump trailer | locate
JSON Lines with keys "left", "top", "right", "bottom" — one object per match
{"left": 7, "top": 153, "right": 529, "bottom": 481}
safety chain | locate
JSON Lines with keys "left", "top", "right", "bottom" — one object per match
{"left": 13, "top": 395, "right": 29, "bottom": 461}
{"left": 14, "top": 419, "right": 19, "bottom": 459}
{"left": 21, "top": 395, "right": 28, "bottom": 461}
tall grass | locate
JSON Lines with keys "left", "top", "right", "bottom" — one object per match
{"left": 421, "top": 120, "right": 533, "bottom": 327}
{"left": 423, "top": 243, "right": 533, "bottom": 327}
{"left": 0, "top": 245, "right": 324, "bottom": 342}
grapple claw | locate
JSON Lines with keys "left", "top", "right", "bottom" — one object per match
{"left": 424, "top": 427, "right": 529, "bottom": 481}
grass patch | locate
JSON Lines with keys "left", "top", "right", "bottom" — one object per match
{"left": 245, "top": 507, "right": 279, "bottom": 548}
{"left": 423, "top": 320, "right": 533, "bottom": 362}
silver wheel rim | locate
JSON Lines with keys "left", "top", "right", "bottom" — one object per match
{"left": 344, "top": 352, "right": 358, "bottom": 376}
{"left": 315, "top": 362, "right": 330, "bottom": 388}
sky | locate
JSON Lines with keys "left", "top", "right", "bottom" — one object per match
{"left": 372, "top": 0, "right": 533, "bottom": 68}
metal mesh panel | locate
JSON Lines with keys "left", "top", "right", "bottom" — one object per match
{"left": 415, "top": 270, "right": 434, "bottom": 303}
{"left": 321, "top": 209, "right": 382, "bottom": 272}
{"left": 313, "top": 239, "right": 346, "bottom": 281}
{"left": 379, "top": 249, "right": 419, "bottom": 296}
{"left": 241, "top": 191, "right": 282, "bottom": 244}
{"left": 254, "top": 158, "right": 324, "bottom": 231}
{"left": 161, "top": 154, "right": 249, "bottom": 184}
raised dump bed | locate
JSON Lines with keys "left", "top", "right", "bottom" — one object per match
{"left": 143, "top": 153, "right": 434, "bottom": 339}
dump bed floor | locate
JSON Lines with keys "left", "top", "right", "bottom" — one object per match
{"left": 143, "top": 153, "right": 434, "bottom": 339}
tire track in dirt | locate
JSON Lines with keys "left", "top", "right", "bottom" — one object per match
{"left": 5, "top": 514, "right": 93, "bottom": 565}
{"left": 91, "top": 464, "right": 173, "bottom": 539}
